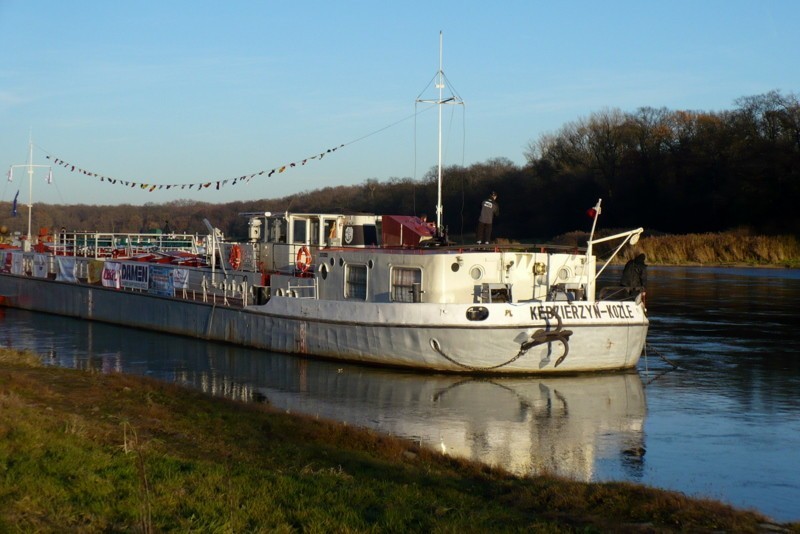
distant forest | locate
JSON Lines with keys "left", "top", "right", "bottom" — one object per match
{"left": 1, "top": 90, "right": 798, "bottom": 243}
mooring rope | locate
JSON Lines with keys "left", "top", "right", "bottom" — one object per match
{"left": 430, "top": 309, "right": 572, "bottom": 372}
{"left": 645, "top": 342, "right": 680, "bottom": 369}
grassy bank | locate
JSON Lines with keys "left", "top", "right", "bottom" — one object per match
{"left": 1, "top": 349, "right": 796, "bottom": 533}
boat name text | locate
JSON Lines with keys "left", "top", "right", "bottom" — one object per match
{"left": 529, "top": 303, "right": 635, "bottom": 321}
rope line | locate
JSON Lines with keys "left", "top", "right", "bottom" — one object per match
{"left": 430, "top": 309, "right": 572, "bottom": 372}
{"left": 32, "top": 105, "right": 438, "bottom": 193}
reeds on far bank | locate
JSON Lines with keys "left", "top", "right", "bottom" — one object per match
{"left": 549, "top": 230, "right": 800, "bottom": 266}
{"left": 623, "top": 233, "right": 800, "bottom": 266}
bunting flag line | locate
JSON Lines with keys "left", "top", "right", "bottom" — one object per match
{"left": 39, "top": 103, "right": 436, "bottom": 195}
{"left": 44, "top": 144, "right": 345, "bottom": 194}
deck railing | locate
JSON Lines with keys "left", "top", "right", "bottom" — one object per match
{"left": 49, "top": 232, "right": 204, "bottom": 258}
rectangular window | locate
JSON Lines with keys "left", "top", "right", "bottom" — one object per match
{"left": 345, "top": 264, "right": 367, "bottom": 300}
{"left": 267, "top": 219, "right": 285, "bottom": 243}
{"left": 292, "top": 219, "right": 307, "bottom": 244}
{"left": 391, "top": 266, "right": 422, "bottom": 302}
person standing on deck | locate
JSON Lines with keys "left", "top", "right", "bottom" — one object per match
{"left": 476, "top": 191, "right": 499, "bottom": 244}
{"left": 620, "top": 253, "right": 647, "bottom": 297}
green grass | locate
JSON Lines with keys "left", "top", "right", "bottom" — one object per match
{"left": 1, "top": 349, "right": 796, "bottom": 533}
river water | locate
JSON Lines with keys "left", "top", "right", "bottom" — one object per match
{"left": 1, "top": 266, "right": 798, "bottom": 522}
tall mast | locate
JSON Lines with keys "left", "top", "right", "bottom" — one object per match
{"left": 435, "top": 32, "right": 444, "bottom": 230}
{"left": 8, "top": 133, "right": 53, "bottom": 251}
{"left": 416, "top": 31, "right": 464, "bottom": 234}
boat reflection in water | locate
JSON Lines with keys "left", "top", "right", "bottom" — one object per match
{"left": 6, "top": 309, "right": 647, "bottom": 482}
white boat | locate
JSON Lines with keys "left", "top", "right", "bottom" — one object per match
{"left": 0, "top": 37, "right": 648, "bottom": 374}
{"left": 0, "top": 203, "right": 647, "bottom": 374}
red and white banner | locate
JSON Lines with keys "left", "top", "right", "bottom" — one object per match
{"left": 101, "top": 261, "right": 121, "bottom": 289}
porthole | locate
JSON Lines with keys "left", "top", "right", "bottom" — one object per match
{"left": 558, "top": 267, "right": 572, "bottom": 281}
{"left": 320, "top": 264, "right": 328, "bottom": 280}
{"left": 330, "top": 257, "right": 335, "bottom": 266}
{"left": 469, "top": 265, "right": 484, "bottom": 281}
{"left": 451, "top": 262, "right": 460, "bottom": 272}
{"left": 368, "top": 260, "right": 374, "bottom": 269}
{"left": 466, "top": 306, "right": 489, "bottom": 321}
{"left": 339, "top": 258, "right": 344, "bottom": 267}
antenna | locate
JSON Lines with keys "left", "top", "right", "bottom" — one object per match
{"left": 7, "top": 133, "right": 53, "bottom": 251}
{"left": 415, "top": 31, "right": 464, "bottom": 235}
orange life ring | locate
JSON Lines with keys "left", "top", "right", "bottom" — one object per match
{"left": 229, "top": 244, "right": 242, "bottom": 270}
{"left": 296, "top": 245, "right": 312, "bottom": 273}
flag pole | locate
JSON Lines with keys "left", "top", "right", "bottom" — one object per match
{"left": 8, "top": 133, "right": 53, "bottom": 251}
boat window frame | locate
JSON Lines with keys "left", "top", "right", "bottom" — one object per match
{"left": 344, "top": 262, "right": 368, "bottom": 300}
{"left": 389, "top": 265, "right": 423, "bottom": 303}
{"left": 291, "top": 218, "right": 308, "bottom": 245}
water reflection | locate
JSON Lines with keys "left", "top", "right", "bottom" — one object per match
{"left": 0, "top": 308, "right": 646, "bottom": 482}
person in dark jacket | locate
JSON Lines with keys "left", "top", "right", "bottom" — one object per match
{"left": 476, "top": 191, "right": 499, "bottom": 244}
{"left": 620, "top": 253, "right": 647, "bottom": 296}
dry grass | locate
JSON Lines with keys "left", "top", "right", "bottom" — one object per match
{"left": 0, "top": 348, "right": 42, "bottom": 368}
{"left": 625, "top": 233, "right": 800, "bottom": 265}
{"left": 552, "top": 230, "right": 800, "bottom": 266}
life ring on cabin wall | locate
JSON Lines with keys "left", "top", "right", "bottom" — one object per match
{"left": 296, "top": 246, "right": 312, "bottom": 273}
{"left": 229, "top": 244, "right": 242, "bottom": 270}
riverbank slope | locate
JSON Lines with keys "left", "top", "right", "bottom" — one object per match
{"left": 1, "top": 349, "right": 796, "bottom": 532}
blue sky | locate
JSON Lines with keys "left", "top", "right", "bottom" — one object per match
{"left": 2, "top": 1, "right": 798, "bottom": 206}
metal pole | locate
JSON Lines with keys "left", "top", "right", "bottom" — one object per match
{"left": 436, "top": 31, "right": 443, "bottom": 231}
{"left": 26, "top": 137, "right": 34, "bottom": 246}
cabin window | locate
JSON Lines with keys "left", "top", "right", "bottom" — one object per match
{"left": 267, "top": 219, "right": 285, "bottom": 243}
{"left": 363, "top": 225, "right": 379, "bottom": 246}
{"left": 310, "top": 220, "right": 320, "bottom": 245}
{"left": 345, "top": 264, "right": 368, "bottom": 300}
{"left": 324, "top": 220, "right": 338, "bottom": 246}
{"left": 391, "top": 267, "right": 422, "bottom": 302}
{"left": 293, "top": 220, "right": 307, "bottom": 244}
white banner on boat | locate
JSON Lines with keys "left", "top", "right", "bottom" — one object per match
{"left": 120, "top": 263, "right": 149, "bottom": 290}
{"left": 33, "top": 254, "right": 49, "bottom": 278}
{"left": 56, "top": 257, "right": 77, "bottom": 282}
{"left": 102, "top": 262, "right": 121, "bottom": 289}
{"left": 172, "top": 268, "right": 190, "bottom": 289}
{"left": 10, "top": 252, "right": 23, "bottom": 275}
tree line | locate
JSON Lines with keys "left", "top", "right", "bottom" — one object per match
{"left": 1, "top": 90, "right": 797, "bottom": 243}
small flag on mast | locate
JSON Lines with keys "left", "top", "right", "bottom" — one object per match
{"left": 586, "top": 201, "right": 602, "bottom": 219}
{"left": 12, "top": 190, "right": 19, "bottom": 217}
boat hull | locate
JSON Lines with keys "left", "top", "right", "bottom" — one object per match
{"left": 0, "top": 273, "right": 647, "bottom": 374}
